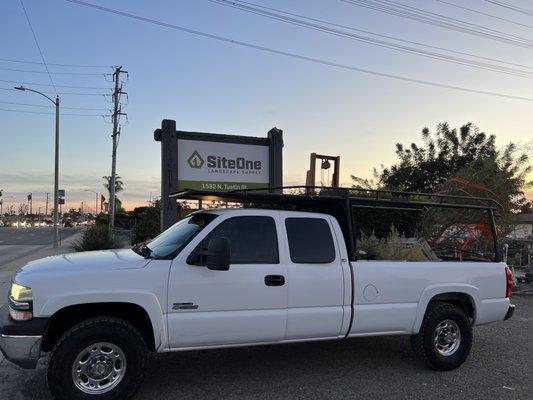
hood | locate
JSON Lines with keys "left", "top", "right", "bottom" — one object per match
{"left": 17, "top": 249, "right": 151, "bottom": 278}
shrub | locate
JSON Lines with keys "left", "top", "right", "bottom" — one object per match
{"left": 94, "top": 213, "right": 108, "bottom": 226}
{"left": 95, "top": 212, "right": 131, "bottom": 230}
{"left": 72, "top": 225, "right": 120, "bottom": 251}
{"left": 357, "top": 227, "right": 428, "bottom": 261}
{"left": 131, "top": 201, "right": 161, "bottom": 245}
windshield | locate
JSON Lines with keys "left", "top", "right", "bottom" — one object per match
{"left": 145, "top": 213, "right": 218, "bottom": 259}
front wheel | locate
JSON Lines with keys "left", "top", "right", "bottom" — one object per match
{"left": 411, "top": 302, "right": 472, "bottom": 371}
{"left": 47, "top": 317, "right": 147, "bottom": 400}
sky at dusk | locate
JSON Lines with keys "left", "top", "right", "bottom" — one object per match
{"left": 1, "top": 0, "right": 532, "bottom": 213}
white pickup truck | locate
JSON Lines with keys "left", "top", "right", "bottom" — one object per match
{"left": 1, "top": 188, "right": 514, "bottom": 400}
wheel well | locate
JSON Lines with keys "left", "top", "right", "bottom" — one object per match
{"left": 41, "top": 302, "right": 156, "bottom": 352}
{"left": 429, "top": 292, "right": 476, "bottom": 320}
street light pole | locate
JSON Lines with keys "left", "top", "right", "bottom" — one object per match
{"left": 84, "top": 189, "right": 99, "bottom": 216}
{"left": 15, "top": 85, "right": 60, "bottom": 248}
{"left": 53, "top": 95, "right": 60, "bottom": 248}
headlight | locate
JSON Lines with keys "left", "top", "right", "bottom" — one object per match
{"left": 9, "top": 282, "right": 33, "bottom": 321}
{"left": 10, "top": 282, "right": 33, "bottom": 302}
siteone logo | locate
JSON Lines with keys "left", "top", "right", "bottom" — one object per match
{"left": 207, "top": 155, "right": 262, "bottom": 171}
{"left": 187, "top": 150, "right": 262, "bottom": 171}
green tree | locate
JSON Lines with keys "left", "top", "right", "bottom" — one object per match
{"left": 129, "top": 200, "right": 193, "bottom": 244}
{"left": 351, "top": 123, "right": 531, "bottom": 260}
{"left": 131, "top": 200, "right": 161, "bottom": 244}
{"left": 102, "top": 175, "right": 124, "bottom": 196}
{"left": 103, "top": 175, "right": 125, "bottom": 213}
{"left": 357, "top": 123, "right": 531, "bottom": 213}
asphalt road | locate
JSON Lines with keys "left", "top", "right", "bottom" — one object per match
{"left": 0, "top": 295, "right": 531, "bottom": 400}
{"left": 0, "top": 227, "right": 82, "bottom": 267}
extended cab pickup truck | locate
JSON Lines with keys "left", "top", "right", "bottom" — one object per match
{"left": 1, "top": 188, "right": 514, "bottom": 400}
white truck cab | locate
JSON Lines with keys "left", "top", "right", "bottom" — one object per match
{"left": 0, "top": 188, "right": 515, "bottom": 400}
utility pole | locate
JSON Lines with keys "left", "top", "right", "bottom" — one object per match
{"left": 45, "top": 192, "right": 49, "bottom": 216}
{"left": 28, "top": 193, "right": 32, "bottom": 215}
{"left": 109, "top": 66, "right": 127, "bottom": 228}
{"left": 53, "top": 95, "right": 60, "bottom": 247}
{"left": 85, "top": 190, "right": 99, "bottom": 217}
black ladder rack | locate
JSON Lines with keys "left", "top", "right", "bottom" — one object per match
{"left": 170, "top": 186, "right": 503, "bottom": 262}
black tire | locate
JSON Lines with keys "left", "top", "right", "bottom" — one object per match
{"left": 411, "top": 302, "right": 472, "bottom": 371}
{"left": 47, "top": 317, "right": 148, "bottom": 400}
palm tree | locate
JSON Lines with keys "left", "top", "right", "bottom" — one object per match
{"left": 102, "top": 175, "right": 124, "bottom": 197}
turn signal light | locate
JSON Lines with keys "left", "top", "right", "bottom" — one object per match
{"left": 505, "top": 267, "right": 513, "bottom": 298}
{"left": 9, "top": 307, "right": 33, "bottom": 321}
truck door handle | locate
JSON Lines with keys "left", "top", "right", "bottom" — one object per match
{"left": 265, "top": 275, "right": 285, "bottom": 286}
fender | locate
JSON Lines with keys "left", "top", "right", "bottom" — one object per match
{"left": 412, "top": 284, "right": 480, "bottom": 334}
{"left": 36, "top": 290, "right": 168, "bottom": 351}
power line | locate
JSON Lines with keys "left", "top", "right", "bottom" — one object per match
{"left": 0, "top": 79, "right": 112, "bottom": 90}
{"left": 209, "top": 0, "right": 533, "bottom": 78}
{"left": 0, "top": 107, "right": 111, "bottom": 116}
{"left": 0, "top": 66, "right": 107, "bottom": 76}
{"left": 0, "top": 57, "right": 112, "bottom": 68}
{"left": 484, "top": 0, "right": 533, "bottom": 16}
{"left": 222, "top": 0, "right": 533, "bottom": 71}
{"left": 0, "top": 100, "right": 110, "bottom": 111}
{"left": 0, "top": 87, "right": 109, "bottom": 96}
{"left": 437, "top": 0, "right": 533, "bottom": 29}
{"left": 19, "top": 0, "right": 58, "bottom": 95}
{"left": 63, "top": 0, "right": 533, "bottom": 102}
{"left": 341, "top": 0, "right": 533, "bottom": 48}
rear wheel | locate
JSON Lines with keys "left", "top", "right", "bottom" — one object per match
{"left": 47, "top": 317, "right": 147, "bottom": 400}
{"left": 411, "top": 302, "right": 472, "bottom": 371}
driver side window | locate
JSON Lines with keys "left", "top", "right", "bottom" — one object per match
{"left": 189, "top": 216, "right": 279, "bottom": 265}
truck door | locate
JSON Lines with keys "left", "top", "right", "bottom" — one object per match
{"left": 282, "top": 216, "right": 345, "bottom": 340}
{"left": 167, "top": 214, "right": 288, "bottom": 348}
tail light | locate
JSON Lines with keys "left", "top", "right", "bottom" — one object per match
{"left": 505, "top": 267, "right": 513, "bottom": 298}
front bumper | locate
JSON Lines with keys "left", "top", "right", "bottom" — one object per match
{"left": 0, "top": 304, "right": 48, "bottom": 369}
{"left": 0, "top": 334, "right": 42, "bottom": 369}
{"left": 504, "top": 303, "right": 515, "bottom": 320}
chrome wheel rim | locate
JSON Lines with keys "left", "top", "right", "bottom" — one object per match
{"left": 71, "top": 342, "right": 127, "bottom": 395}
{"left": 433, "top": 319, "right": 461, "bottom": 356}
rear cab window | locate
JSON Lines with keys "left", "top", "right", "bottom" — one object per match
{"left": 285, "top": 217, "right": 336, "bottom": 263}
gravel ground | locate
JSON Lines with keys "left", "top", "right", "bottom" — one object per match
{"left": 1, "top": 296, "right": 531, "bottom": 400}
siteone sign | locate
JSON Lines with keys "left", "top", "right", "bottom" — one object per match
{"left": 177, "top": 139, "right": 270, "bottom": 191}
{"left": 155, "top": 120, "right": 283, "bottom": 229}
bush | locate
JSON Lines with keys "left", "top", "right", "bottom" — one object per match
{"left": 356, "top": 227, "right": 428, "bottom": 261}
{"left": 72, "top": 225, "right": 120, "bottom": 251}
{"left": 94, "top": 212, "right": 131, "bottom": 230}
{"left": 94, "top": 213, "right": 108, "bottom": 226}
{"left": 131, "top": 206, "right": 160, "bottom": 245}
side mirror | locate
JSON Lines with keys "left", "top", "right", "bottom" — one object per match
{"left": 204, "top": 237, "right": 230, "bottom": 271}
